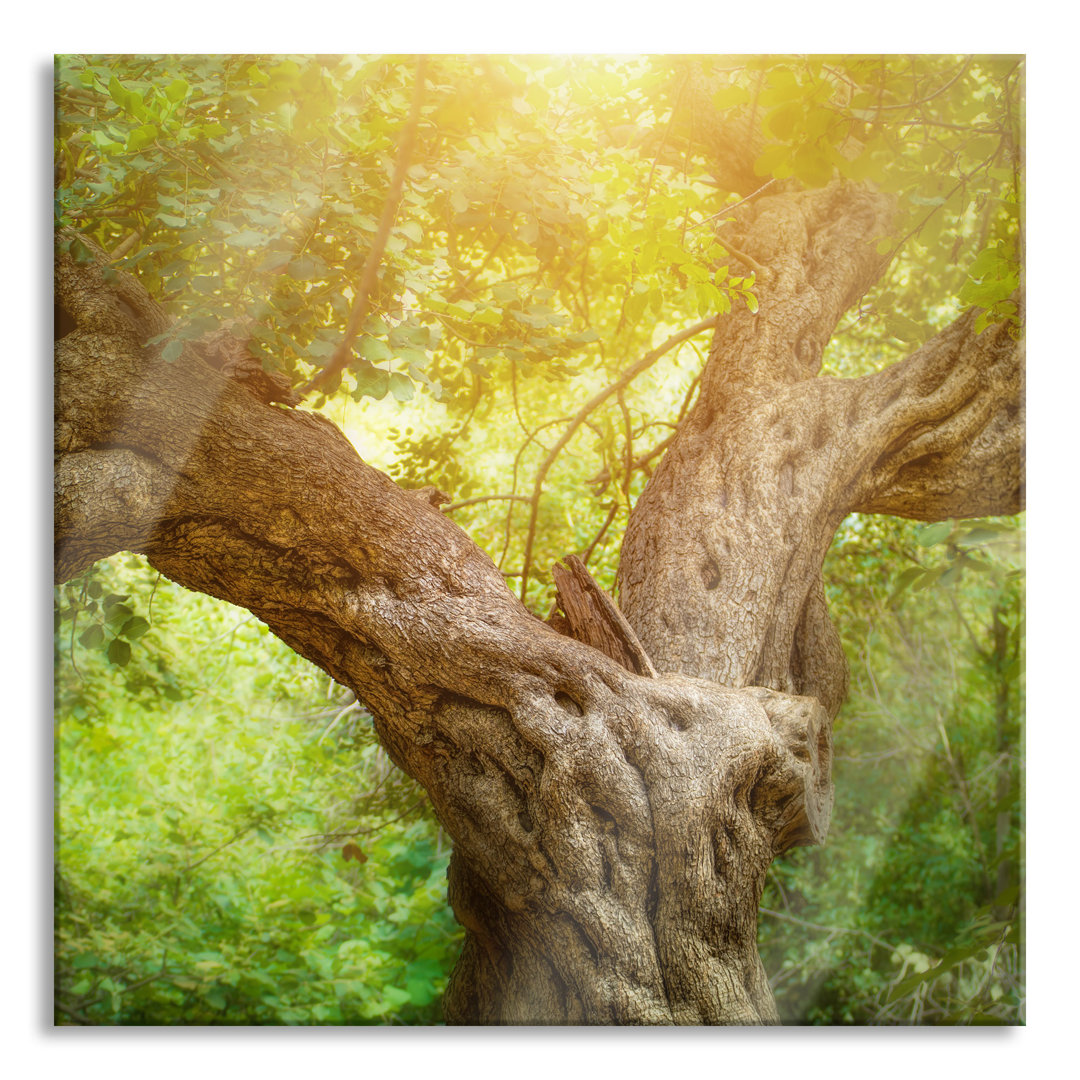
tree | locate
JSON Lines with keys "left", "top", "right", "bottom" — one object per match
{"left": 54, "top": 54, "right": 1023, "bottom": 1024}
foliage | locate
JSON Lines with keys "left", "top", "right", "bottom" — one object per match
{"left": 55, "top": 55, "right": 1022, "bottom": 606}
{"left": 758, "top": 513, "right": 1024, "bottom": 1024}
{"left": 54, "top": 54, "right": 1024, "bottom": 1024}
{"left": 55, "top": 557, "right": 461, "bottom": 1024}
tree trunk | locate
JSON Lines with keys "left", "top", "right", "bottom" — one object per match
{"left": 54, "top": 165, "right": 1022, "bottom": 1022}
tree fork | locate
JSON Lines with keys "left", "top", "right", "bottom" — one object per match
{"left": 617, "top": 181, "right": 1022, "bottom": 717}
{"left": 55, "top": 232, "right": 836, "bottom": 1024}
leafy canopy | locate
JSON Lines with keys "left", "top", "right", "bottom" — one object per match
{"left": 55, "top": 54, "right": 1022, "bottom": 605}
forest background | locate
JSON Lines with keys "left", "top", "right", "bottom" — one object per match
{"left": 14, "top": 5, "right": 1075, "bottom": 1073}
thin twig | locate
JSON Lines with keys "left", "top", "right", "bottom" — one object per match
{"left": 581, "top": 501, "right": 620, "bottom": 566}
{"left": 719, "top": 240, "right": 768, "bottom": 280}
{"left": 641, "top": 70, "right": 688, "bottom": 216}
{"left": 319, "top": 700, "right": 360, "bottom": 744}
{"left": 447, "top": 234, "right": 506, "bottom": 301}
{"left": 182, "top": 824, "right": 254, "bottom": 873}
{"left": 55, "top": 1000, "right": 95, "bottom": 1024}
{"left": 868, "top": 57, "right": 973, "bottom": 115}
{"left": 687, "top": 178, "right": 776, "bottom": 231}
{"left": 306, "top": 799, "right": 424, "bottom": 848}
{"left": 442, "top": 493, "right": 532, "bottom": 513}
{"left": 759, "top": 906, "right": 893, "bottom": 953}
{"left": 518, "top": 315, "right": 718, "bottom": 600}
{"left": 588, "top": 432, "right": 677, "bottom": 493}
{"left": 498, "top": 415, "right": 571, "bottom": 570}
{"left": 617, "top": 388, "right": 633, "bottom": 498}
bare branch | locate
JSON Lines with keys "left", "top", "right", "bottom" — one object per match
{"left": 442, "top": 493, "right": 532, "bottom": 513}
{"left": 581, "top": 500, "right": 620, "bottom": 566}
{"left": 518, "top": 315, "right": 718, "bottom": 600}
{"left": 847, "top": 306, "right": 1024, "bottom": 520}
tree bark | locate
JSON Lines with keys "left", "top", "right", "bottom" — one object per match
{"left": 617, "top": 182, "right": 1023, "bottom": 718}
{"left": 54, "top": 162, "right": 1022, "bottom": 1025}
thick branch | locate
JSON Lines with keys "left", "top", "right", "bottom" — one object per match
{"left": 618, "top": 180, "right": 897, "bottom": 713}
{"left": 846, "top": 306, "right": 1024, "bottom": 520}
{"left": 697, "top": 180, "right": 895, "bottom": 394}
{"left": 617, "top": 178, "right": 1022, "bottom": 726}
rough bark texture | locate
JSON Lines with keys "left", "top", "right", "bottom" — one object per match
{"left": 54, "top": 154, "right": 1022, "bottom": 1024}
{"left": 551, "top": 555, "right": 657, "bottom": 677}
{"left": 616, "top": 182, "right": 1024, "bottom": 719}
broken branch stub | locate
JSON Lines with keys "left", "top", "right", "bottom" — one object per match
{"left": 552, "top": 555, "right": 657, "bottom": 677}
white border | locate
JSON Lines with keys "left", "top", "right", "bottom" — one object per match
{"left": 15, "top": 7, "right": 1071, "bottom": 1074}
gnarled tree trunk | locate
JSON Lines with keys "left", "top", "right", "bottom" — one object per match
{"left": 54, "top": 157, "right": 1022, "bottom": 1022}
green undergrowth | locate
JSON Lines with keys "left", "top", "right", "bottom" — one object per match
{"left": 55, "top": 555, "right": 462, "bottom": 1025}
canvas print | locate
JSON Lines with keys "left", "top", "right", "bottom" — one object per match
{"left": 54, "top": 54, "right": 1024, "bottom": 1025}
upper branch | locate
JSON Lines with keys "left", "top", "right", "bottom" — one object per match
{"left": 696, "top": 180, "right": 895, "bottom": 398}
{"left": 844, "top": 302, "right": 1024, "bottom": 521}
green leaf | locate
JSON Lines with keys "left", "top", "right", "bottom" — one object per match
{"left": 382, "top": 985, "right": 412, "bottom": 1008}
{"left": 352, "top": 360, "right": 389, "bottom": 400}
{"left": 884, "top": 313, "right": 929, "bottom": 345}
{"left": 765, "top": 102, "right": 804, "bottom": 141}
{"left": 912, "top": 566, "right": 945, "bottom": 591}
{"left": 104, "top": 602, "right": 135, "bottom": 625}
{"left": 625, "top": 291, "right": 649, "bottom": 324}
{"left": 127, "top": 124, "right": 158, "bottom": 153}
{"left": 224, "top": 229, "right": 269, "bottom": 249}
{"left": 190, "top": 276, "right": 218, "bottom": 295}
{"left": 78, "top": 624, "right": 106, "bottom": 648}
{"left": 917, "top": 521, "right": 952, "bottom": 547}
{"left": 360, "top": 337, "right": 391, "bottom": 363}
{"left": 165, "top": 78, "right": 189, "bottom": 103}
{"left": 108, "top": 76, "right": 128, "bottom": 109}
{"left": 305, "top": 338, "right": 337, "bottom": 360}
{"left": 889, "top": 566, "right": 925, "bottom": 599}
{"left": 286, "top": 257, "right": 321, "bottom": 281}
{"left": 753, "top": 143, "right": 793, "bottom": 179}
{"left": 162, "top": 340, "right": 184, "bottom": 362}
{"left": 388, "top": 373, "right": 415, "bottom": 402}
{"left": 107, "top": 638, "right": 132, "bottom": 667}
{"left": 406, "top": 978, "right": 435, "bottom": 1006}
{"left": 960, "top": 526, "right": 1007, "bottom": 546}
{"left": 119, "top": 616, "right": 151, "bottom": 640}
{"left": 70, "top": 237, "right": 97, "bottom": 265}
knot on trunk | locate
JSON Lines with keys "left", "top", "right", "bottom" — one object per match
{"left": 190, "top": 320, "right": 301, "bottom": 407}
{"left": 748, "top": 686, "right": 834, "bottom": 851}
